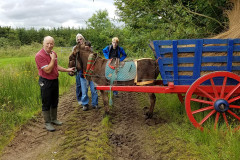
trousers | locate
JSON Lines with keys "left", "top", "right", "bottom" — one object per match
{"left": 75, "top": 71, "right": 82, "bottom": 103}
{"left": 78, "top": 71, "right": 98, "bottom": 106}
{"left": 39, "top": 77, "right": 59, "bottom": 111}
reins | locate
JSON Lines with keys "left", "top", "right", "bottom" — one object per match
{"left": 74, "top": 51, "right": 79, "bottom": 73}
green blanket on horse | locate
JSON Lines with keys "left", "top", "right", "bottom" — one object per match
{"left": 105, "top": 60, "right": 136, "bottom": 81}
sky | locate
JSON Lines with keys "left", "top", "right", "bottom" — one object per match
{"left": 0, "top": 0, "right": 120, "bottom": 29}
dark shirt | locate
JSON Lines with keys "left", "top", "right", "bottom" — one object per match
{"left": 109, "top": 47, "right": 118, "bottom": 59}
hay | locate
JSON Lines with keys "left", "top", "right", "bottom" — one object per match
{"left": 212, "top": 0, "right": 240, "bottom": 39}
{"left": 152, "top": 1, "right": 240, "bottom": 77}
{"left": 176, "top": 0, "right": 240, "bottom": 76}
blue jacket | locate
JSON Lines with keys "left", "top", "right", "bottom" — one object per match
{"left": 102, "top": 45, "right": 127, "bottom": 62}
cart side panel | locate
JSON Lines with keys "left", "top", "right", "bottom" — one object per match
{"left": 153, "top": 38, "right": 240, "bottom": 85}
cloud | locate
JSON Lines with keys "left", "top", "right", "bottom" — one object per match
{"left": 0, "top": 0, "right": 119, "bottom": 29}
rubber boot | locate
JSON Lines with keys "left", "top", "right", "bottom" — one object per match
{"left": 50, "top": 107, "right": 63, "bottom": 125}
{"left": 42, "top": 111, "right": 55, "bottom": 132}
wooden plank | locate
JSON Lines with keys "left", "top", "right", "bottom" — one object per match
{"left": 172, "top": 40, "right": 179, "bottom": 85}
{"left": 203, "top": 39, "right": 228, "bottom": 44}
{"left": 227, "top": 39, "right": 234, "bottom": 71}
{"left": 193, "top": 39, "right": 203, "bottom": 79}
{"left": 201, "top": 66, "right": 227, "bottom": 71}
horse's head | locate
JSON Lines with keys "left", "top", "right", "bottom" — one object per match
{"left": 68, "top": 53, "right": 77, "bottom": 76}
{"left": 68, "top": 44, "right": 82, "bottom": 76}
{"left": 68, "top": 43, "right": 93, "bottom": 76}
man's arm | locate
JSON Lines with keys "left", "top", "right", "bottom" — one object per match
{"left": 102, "top": 46, "right": 110, "bottom": 59}
{"left": 42, "top": 53, "right": 56, "bottom": 74}
{"left": 119, "top": 47, "right": 127, "bottom": 61}
{"left": 58, "top": 65, "right": 75, "bottom": 72}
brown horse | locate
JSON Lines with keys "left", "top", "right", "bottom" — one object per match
{"left": 68, "top": 43, "right": 159, "bottom": 118}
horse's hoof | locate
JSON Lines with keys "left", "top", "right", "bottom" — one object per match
{"left": 145, "top": 112, "right": 153, "bottom": 119}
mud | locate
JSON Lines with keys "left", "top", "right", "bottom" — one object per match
{"left": 0, "top": 86, "right": 188, "bottom": 160}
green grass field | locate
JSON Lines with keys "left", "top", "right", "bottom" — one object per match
{"left": 0, "top": 44, "right": 75, "bottom": 153}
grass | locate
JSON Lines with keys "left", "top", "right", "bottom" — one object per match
{"left": 150, "top": 93, "right": 240, "bottom": 160}
{"left": 0, "top": 44, "right": 75, "bottom": 154}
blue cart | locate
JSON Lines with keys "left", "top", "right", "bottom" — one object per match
{"left": 98, "top": 38, "right": 240, "bottom": 131}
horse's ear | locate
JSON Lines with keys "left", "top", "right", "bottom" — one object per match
{"left": 149, "top": 40, "right": 157, "bottom": 59}
{"left": 72, "top": 43, "right": 82, "bottom": 55}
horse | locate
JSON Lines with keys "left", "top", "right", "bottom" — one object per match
{"left": 68, "top": 43, "right": 160, "bottom": 118}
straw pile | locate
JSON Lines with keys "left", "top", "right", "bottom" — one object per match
{"left": 178, "top": 0, "right": 240, "bottom": 76}
{"left": 212, "top": 0, "right": 240, "bottom": 39}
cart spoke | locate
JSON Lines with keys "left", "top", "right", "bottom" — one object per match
{"left": 191, "top": 98, "right": 213, "bottom": 105}
{"left": 210, "top": 78, "right": 219, "bottom": 98}
{"left": 220, "top": 76, "right": 227, "bottom": 98}
{"left": 228, "top": 95, "right": 240, "bottom": 104}
{"left": 229, "top": 105, "right": 240, "bottom": 109}
{"left": 225, "top": 83, "right": 240, "bottom": 100}
{"left": 196, "top": 87, "right": 215, "bottom": 101}
{"left": 199, "top": 110, "right": 216, "bottom": 125}
{"left": 222, "top": 113, "right": 229, "bottom": 129}
{"left": 214, "top": 112, "right": 220, "bottom": 129}
{"left": 192, "top": 106, "right": 214, "bottom": 114}
{"left": 227, "top": 110, "right": 240, "bottom": 121}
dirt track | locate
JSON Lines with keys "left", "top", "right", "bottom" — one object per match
{"left": 0, "top": 86, "right": 195, "bottom": 160}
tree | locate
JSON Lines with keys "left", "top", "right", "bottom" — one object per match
{"left": 85, "top": 10, "right": 116, "bottom": 51}
{"left": 114, "top": 0, "right": 229, "bottom": 39}
{"left": 112, "top": 0, "right": 230, "bottom": 55}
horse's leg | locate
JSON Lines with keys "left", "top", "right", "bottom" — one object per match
{"left": 100, "top": 90, "right": 110, "bottom": 116}
{"left": 146, "top": 93, "right": 156, "bottom": 119}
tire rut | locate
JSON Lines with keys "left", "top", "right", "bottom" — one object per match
{"left": 0, "top": 86, "right": 76, "bottom": 160}
{"left": 1, "top": 87, "right": 163, "bottom": 160}
{"left": 109, "top": 92, "right": 155, "bottom": 160}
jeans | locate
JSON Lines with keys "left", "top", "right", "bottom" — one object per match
{"left": 76, "top": 71, "right": 82, "bottom": 103}
{"left": 79, "top": 71, "right": 98, "bottom": 106}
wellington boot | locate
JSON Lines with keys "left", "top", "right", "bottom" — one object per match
{"left": 45, "top": 123, "right": 56, "bottom": 132}
{"left": 50, "top": 107, "right": 63, "bottom": 125}
{"left": 42, "top": 111, "right": 55, "bottom": 132}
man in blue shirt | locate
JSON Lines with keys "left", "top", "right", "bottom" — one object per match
{"left": 103, "top": 37, "right": 127, "bottom": 61}
{"left": 102, "top": 37, "right": 127, "bottom": 96}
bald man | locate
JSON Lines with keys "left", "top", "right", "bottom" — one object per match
{"left": 35, "top": 36, "right": 75, "bottom": 131}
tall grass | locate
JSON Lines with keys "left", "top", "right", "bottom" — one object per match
{"left": 0, "top": 44, "right": 75, "bottom": 154}
{"left": 152, "top": 93, "right": 240, "bottom": 159}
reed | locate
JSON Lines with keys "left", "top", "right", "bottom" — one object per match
{"left": 0, "top": 44, "right": 75, "bottom": 154}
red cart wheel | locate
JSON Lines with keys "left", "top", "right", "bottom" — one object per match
{"left": 185, "top": 71, "right": 240, "bottom": 131}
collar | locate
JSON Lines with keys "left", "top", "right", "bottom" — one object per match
{"left": 43, "top": 49, "right": 51, "bottom": 55}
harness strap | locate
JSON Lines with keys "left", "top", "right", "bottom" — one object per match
{"left": 108, "top": 58, "right": 115, "bottom": 69}
{"left": 74, "top": 52, "right": 78, "bottom": 73}
{"left": 85, "top": 53, "right": 98, "bottom": 78}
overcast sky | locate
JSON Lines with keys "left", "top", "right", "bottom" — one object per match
{"left": 0, "top": 0, "right": 120, "bottom": 29}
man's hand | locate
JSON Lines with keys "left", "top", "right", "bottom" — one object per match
{"left": 67, "top": 67, "right": 75, "bottom": 72}
{"left": 50, "top": 52, "right": 56, "bottom": 60}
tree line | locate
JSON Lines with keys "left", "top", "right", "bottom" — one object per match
{"left": 0, "top": 0, "right": 230, "bottom": 56}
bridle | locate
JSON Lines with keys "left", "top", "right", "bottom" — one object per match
{"left": 74, "top": 51, "right": 79, "bottom": 73}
